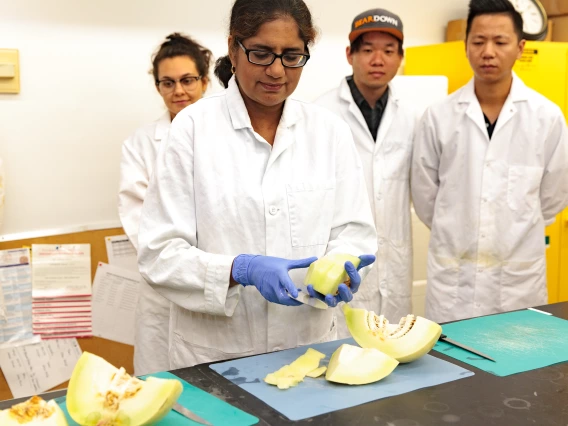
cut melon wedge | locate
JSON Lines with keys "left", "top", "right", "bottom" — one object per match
{"left": 67, "top": 352, "right": 182, "bottom": 426}
{"left": 304, "top": 253, "right": 361, "bottom": 295}
{"left": 0, "top": 396, "right": 68, "bottom": 426}
{"left": 343, "top": 304, "right": 442, "bottom": 363}
{"left": 264, "top": 348, "right": 325, "bottom": 389}
{"left": 325, "top": 344, "right": 398, "bottom": 385}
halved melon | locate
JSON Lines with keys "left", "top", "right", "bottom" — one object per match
{"left": 304, "top": 253, "right": 361, "bottom": 295}
{"left": 325, "top": 344, "right": 398, "bottom": 385}
{"left": 264, "top": 348, "right": 325, "bottom": 389}
{"left": 0, "top": 396, "right": 68, "bottom": 426}
{"left": 67, "top": 352, "right": 182, "bottom": 426}
{"left": 343, "top": 304, "right": 442, "bottom": 363}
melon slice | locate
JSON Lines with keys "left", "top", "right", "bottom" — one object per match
{"left": 306, "top": 366, "right": 327, "bottom": 378}
{"left": 325, "top": 344, "right": 398, "bottom": 385}
{"left": 0, "top": 396, "right": 68, "bottom": 426}
{"left": 343, "top": 304, "right": 442, "bottom": 363}
{"left": 67, "top": 352, "right": 182, "bottom": 426}
{"left": 264, "top": 348, "right": 325, "bottom": 389}
{"left": 304, "top": 253, "right": 361, "bottom": 295}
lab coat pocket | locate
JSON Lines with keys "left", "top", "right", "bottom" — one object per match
{"left": 507, "top": 165, "right": 543, "bottom": 214}
{"left": 500, "top": 257, "right": 547, "bottom": 312}
{"left": 383, "top": 140, "right": 412, "bottom": 180}
{"left": 287, "top": 181, "right": 335, "bottom": 247}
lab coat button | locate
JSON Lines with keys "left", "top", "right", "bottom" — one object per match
{"left": 377, "top": 193, "right": 382, "bottom": 201}
{"left": 269, "top": 206, "right": 278, "bottom": 215}
{"left": 378, "top": 238, "right": 385, "bottom": 245}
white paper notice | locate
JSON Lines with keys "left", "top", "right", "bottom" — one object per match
{"left": 32, "top": 245, "right": 91, "bottom": 298}
{"left": 0, "top": 338, "right": 82, "bottom": 398}
{"left": 92, "top": 262, "right": 139, "bottom": 345}
{"left": 105, "top": 235, "right": 138, "bottom": 272}
{"left": 0, "top": 248, "right": 40, "bottom": 348}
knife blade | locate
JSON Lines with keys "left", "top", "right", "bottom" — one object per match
{"left": 288, "top": 287, "right": 329, "bottom": 309}
{"left": 439, "top": 334, "right": 496, "bottom": 362}
{"left": 173, "top": 402, "right": 213, "bottom": 425}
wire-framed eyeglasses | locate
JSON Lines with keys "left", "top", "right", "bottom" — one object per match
{"left": 236, "top": 40, "right": 310, "bottom": 68}
{"left": 156, "top": 76, "right": 202, "bottom": 94}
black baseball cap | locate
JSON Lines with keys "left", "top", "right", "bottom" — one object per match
{"left": 349, "top": 8, "right": 404, "bottom": 43}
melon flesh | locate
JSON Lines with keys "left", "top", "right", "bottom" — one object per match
{"left": 66, "top": 352, "right": 182, "bottom": 426}
{"left": 325, "top": 344, "right": 398, "bottom": 385}
{"left": 304, "top": 253, "right": 361, "bottom": 295}
{"left": 0, "top": 396, "right": 68, "bottom": 426}
{"left": 264, "top": 348, "right": 325, "bottom": 389}
{"left": 343, "top": 304, "right": 442, "bottom": 363}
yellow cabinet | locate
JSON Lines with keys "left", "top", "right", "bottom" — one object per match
{"left": 405, "top": 41, "right": 568, "bottom": 303}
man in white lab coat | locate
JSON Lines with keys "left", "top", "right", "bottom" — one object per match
{"left": 412, "top": 0, "right": 568, "bottom": 323}
{"left": 316, "top": 8, "right": 417, "bottom": 333}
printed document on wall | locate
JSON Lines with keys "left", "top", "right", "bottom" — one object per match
{"left": 105, "top": 235, "right": 138, "bottom": 273}
{"left": 31, "top": 245, "right": 93, "bottom": 338}
{"left": 92, "top": 262, "right": 139, "bottom": 345}
{"left": 0, "top": 338, "right": 82, "bottom": 398}
{"left": 32, "top": 244, "right": 91, "bottom": 298}
{"left": 0, "top": 248, "right": 40, "bottom": 348}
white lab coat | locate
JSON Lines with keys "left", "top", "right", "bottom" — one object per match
{"left": 118, "top": 112, "right": 172, "bottom": 375}
{"left": 412, "top": 74, "right": 568, "bottom": 323}
{"left": 137, "top": 77, "right": 378, "bottom": 369}
{"left": 315, "top": 78, "right": 416, "bottom": 335}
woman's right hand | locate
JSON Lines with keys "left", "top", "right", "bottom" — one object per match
{"left": 232, "top": 255, "right": 317, "bottom": 306}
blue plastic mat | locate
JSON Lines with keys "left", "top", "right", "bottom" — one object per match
{"left": 434, "top": 309, "right": 568, "bottom": 376}
{"left": 55, "top": 371, "right": 258, "bottom": 425}
{"left": 210, "top": 338, "right": 474, "bottom": 421}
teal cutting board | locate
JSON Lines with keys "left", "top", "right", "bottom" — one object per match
{"left": 55, "top": 371, "right": 258, "bottom": 425}
{"left": 434, "top": 309, "right": 568, "bottom": 376}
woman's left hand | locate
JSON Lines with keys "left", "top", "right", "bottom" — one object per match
{"left": 306, "top": 254, "right": 376, "bottom": 307}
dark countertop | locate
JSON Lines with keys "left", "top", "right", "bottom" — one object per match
{"left": 2, "top": 303, "right": 568, "bottom": 425}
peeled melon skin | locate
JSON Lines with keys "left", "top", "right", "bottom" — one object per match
{"left": 304, "top": 253, "right": 361, "bottom": 295}
{"left": 0, "top": 396, "right": 68, "bottom": 426}
{"left": 343, "top": 304, "right": 442, "bottom": 363}
{"left": 67, "top": 352, "right": 182, "bottom": 426}
{"left": 264, "top": 348, "right": 325, "bottom": 389}
{"left": 325, "top": 344, "right": 398, "bottom": 385}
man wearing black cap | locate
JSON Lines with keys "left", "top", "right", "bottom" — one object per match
{"left": 316, "top": 8, "right": 417, "bottom": 336}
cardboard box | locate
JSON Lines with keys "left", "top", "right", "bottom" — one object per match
{"left": 540, "top": 0, "right": 568, "bottom": 17}
{"left": 446, "top": 19, "right": 466, "bottom": 42}
{"left": 551, "top": 15, "right": 568, "bottom": 41}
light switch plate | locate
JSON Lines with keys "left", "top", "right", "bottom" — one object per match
{"left": 0, "top": 49, "right": 20, "bottom": 93}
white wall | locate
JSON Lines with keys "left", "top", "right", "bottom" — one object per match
{"left": 0, "top": 0, "right": 464, "bottom": 274}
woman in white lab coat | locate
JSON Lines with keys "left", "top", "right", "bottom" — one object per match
{"left": 118, "top": 33, "right": 212, "bottom": 375}
{"left": 137, "top": 0, "right": 378, "bottom": 369}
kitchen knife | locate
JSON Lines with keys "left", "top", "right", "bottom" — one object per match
{"left": 439, "top": 334, "right": 496, "bottom": 362}
{"left": 288, "top": 287, "right": 329, "bottom": 309}
{"left": 173, "top": 402, "right": 213, "bottom": 425}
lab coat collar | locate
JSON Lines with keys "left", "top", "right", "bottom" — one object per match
{"left": 154, "top": 112, "right": 171, "bottom": 141}
{"left": 458, "top": 72, "right": 529, "bottom": 105}
{"left": 226, "top": 76, "right": 302, "bottom": 131}
{"left": 338, "top": 77, "right": 399, "bottom": 147}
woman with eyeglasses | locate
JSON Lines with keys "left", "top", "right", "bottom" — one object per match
{"left": 118, "top": 33, "right": 212, "bottom": 375}
{"left": 137, "top": 0, "right": 377, "bottom": 369}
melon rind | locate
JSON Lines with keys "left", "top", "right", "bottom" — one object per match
{"left": 304, "top": 253, "right": 361, "bottom": 295}
{"left": 325, "top": 344, "right": 398, "bottom": 385}
{"left": 264, "top": 348, "right": 325, "bottom": 389}
{"left": 67, "top": 351, "right": 182, "bottom": 426}
{"left": 343, "top": 304, "right": 442, "bottom": 363}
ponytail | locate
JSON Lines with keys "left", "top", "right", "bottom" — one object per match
{"left": 214, "top": 55, "right": 233, "bottom": 88}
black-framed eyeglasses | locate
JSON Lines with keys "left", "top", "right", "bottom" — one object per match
{"left": 156, "top": 76, "right": 202, "bottom": 94}
{"left": 236, "top": 40, "right": 310, "bottom": 68}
